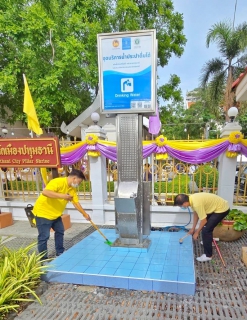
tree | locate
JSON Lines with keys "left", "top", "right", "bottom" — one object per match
{"left": 159, "top": 85, "right": 225, "bottom": 140}
{"left": 158, "top": 74, "right": 183, "bottom": 104}
{"left": 0, "top": 0, "right": 186, "bottom": 131}
{"left": 238, "top": 102, "right": 247, "bottom": 137}
{"left": 200, "top": 21, "right": 247, "bottom": 118}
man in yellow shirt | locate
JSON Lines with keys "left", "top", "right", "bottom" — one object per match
{"left": 174, "top": 193, "right": 229, "bottom": 262}
{"left": 33, "top": 169, "right": 91, "bottom": 259}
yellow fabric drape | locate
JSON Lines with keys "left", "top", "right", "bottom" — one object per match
{"left": 59, "top": 137, "right": 247, "bottom": 155}
{"left": 142, "top": 138, "right": 228, "bottom": 150}
{"left": 60, "top": 141, "right": 86, "bottom": 153}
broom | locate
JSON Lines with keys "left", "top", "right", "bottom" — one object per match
{"left": 73, "top": 201, "right": 112, "bottom": 246}
{"left": 89, "top": 220, "right": 113, "bottom": 246}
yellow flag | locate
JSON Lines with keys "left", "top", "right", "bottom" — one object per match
{"left": 40, "top": 167, "right": 49, "bottom": 186}
{"left": 23, "top": 74, "right": 43, "bottom": 135}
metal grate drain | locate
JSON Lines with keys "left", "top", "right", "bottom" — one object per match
{"left": 6, "top": 230, "right": 247, "bottom": 320}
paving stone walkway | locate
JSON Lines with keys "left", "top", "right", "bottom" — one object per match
{"left": 1, "top": 221, "right": 247, "bottom": 319}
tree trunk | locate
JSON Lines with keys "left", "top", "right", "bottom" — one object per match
{"left": 224, "top": 64, "right": 235, "bottom": 120}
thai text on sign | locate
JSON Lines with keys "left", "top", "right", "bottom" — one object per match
{"left": 0, "top": 138, "right": 61, "bottom": 168}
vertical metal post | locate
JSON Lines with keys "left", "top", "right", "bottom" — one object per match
{"left": 113, "top": 114, "right": 150, "bottom": 248}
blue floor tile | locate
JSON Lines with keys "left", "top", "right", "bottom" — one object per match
{"left": 83, "top": 274, "right": 105, "bottom": 286}
{"left": 129, "top": 278, "right": 152, "bottom": 291}
{"left": 153, "top": 280, "right": 177, "bottom": 293}
{"left": 109, "top": 255, "right": 125, "bottom": 262}
{"left": 148, "top": 264, "right": 163, "bottom": 272}
{"left": 162, "top": 265, "right": 178, "bottom": 273}
{"left": 161, "top": 272, "right": 178, "bottom": 281}
{"left": 122, "top": 256, "right": 139, "bottom": 263}
{"left": 104, "top": 261, "right": 122, "bottom": 269}
{"left": 134, "top": 263, "right": 150, "bottom": 271}
{"left": 129, "top": 269, "right": 147, "bottom": 278}
{"left": 105, "top": 276, "right": 129, "bottom": 289}
{"left": 100, "top": 267, "right": 117, "bottom": 275}
{"left": 145, "top": 271, "right": 162, "bottom": 279}
{"left": 43, "top": 272, "right": 83, "bottom": 285}
{"left": 84, "top": 266, "right": 103, "bottom": 274}
{"left": 177, "top": 282, "right": 196, "bottom": 295}
{"left": 120, "top": 262, "right": 136, "bottom": 269}
{"left": 45, "top": 229, "right": 196, "bottom": 295}
{"left": 114, "top": 268, "right": 132, "bottom": 276}
{"left": 70, "top": 265, "right": 89, "bottom": 273}
{"left": 179, "top": 266, "right": 194, "bottom": 274}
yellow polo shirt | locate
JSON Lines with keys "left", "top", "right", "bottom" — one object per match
{"left": 33, "top": 177, "right": 79, "bottom": 220}
{"left": 189, "top": 193, "right": 229, "bottom": 220}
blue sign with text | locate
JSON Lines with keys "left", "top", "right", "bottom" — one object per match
{"left": 98, "top": 31, "right": 156, "bottom": 113}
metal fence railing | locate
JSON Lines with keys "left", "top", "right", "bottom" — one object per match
{"left": 0, "top": 155, "right": 91, "bottom": 202}
{"left": 0, "top": 139, "right": 245, "bottom": 205}
{"left": 234, "top": 158, "right": 247, "bottom": 205}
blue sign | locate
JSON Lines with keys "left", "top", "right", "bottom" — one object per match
{"left": 98, "top": 30, "right": 156, "bottom": 114}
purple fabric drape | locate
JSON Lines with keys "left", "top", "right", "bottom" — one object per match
{"left": 60, "top": 143, "right": 117, "bottom": 165}
{"left": 143, "top": 144, "right": 157, "bottom": 158}
{"left": 97, "top": 144, "right": 117, "bottom": 161}
{"left": 165, "top": 141, "right": 230, "bottom": 163}
{"left": 149, "top": 105, "right": 161, "bottom": 135}
{"left": 60, "top": 144, "right": 88, "bottom": 165}
{"left": 240, "top": 144, "right": 247, "bottom": 157}
{"left": 228, "top": 143, "right": 241, "bottom": 152}
{"left": 60, "top": 139, "right": 247, "bottom": 166}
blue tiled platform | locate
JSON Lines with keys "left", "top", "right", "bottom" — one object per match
{"left": 43, "top": 229, "right": 196, "bottom": 295}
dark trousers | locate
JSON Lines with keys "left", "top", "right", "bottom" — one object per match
{"left": 202, "top": 209, "right": 229, "bottom": 257}
{"left": 36, "top": 216, "right": 64, "bottom": 259}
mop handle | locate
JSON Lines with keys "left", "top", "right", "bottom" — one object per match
{"left": 71, "top": 200, "right": 108, "bottom": 241}
{"left": 90, "top": 220, "right": 108, "bottom": 240}
{"left": 180, "top": 233, "right": 190, "bottom": 241}
{"left": 212, "top": 238, "right": 226, "bottom": 267}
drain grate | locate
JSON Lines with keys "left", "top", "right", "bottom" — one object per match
{"left": 7, "top": 230, "right": 247, "bottom": 320}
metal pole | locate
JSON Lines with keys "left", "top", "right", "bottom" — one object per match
{"left": 30, "top": 130, "right": 41, "bottom": 195}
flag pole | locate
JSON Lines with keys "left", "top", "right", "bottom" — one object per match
{"left": 29, "top": 131, "right": 40, "bottom": 195}
{"left": 23, "top": 74, "right": 41, "bottom": 195}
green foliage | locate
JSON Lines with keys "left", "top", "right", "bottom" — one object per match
{"left": 201, "top": 20, "right": 247, "bottom": 115}
{"left": 158, "top": 74, "right": 183, "bottom": 104}
{"left": 107, "top": 181, "right": 114, "bottom": 192}
{"left": 0, "top": 0, "right": 186, "bottom": 131}
{"left": 194, "top": 164, "right": 218, "bottom": 189}
{"left": 224, "top": 208, "right": 247, "bottom": 231}
{"left": 107, "top": 176, "right": 189, "bottom": 194}
{"left": 154, "top": 175, "right": 188, "bottom": 194}
{"left": 238, "top": 101, "right": 247, "bottom": 137}
{"left": 159, "top": 101, "right": 186, "bottom": 139}
{"left": 0, "top": 240, "right": 48, "bottom": 319}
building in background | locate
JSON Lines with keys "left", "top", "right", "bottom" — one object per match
{"left": 185, "top": 89, "right": 200, "bottom": 109}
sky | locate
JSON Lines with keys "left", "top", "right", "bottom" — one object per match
{"left": 158, "top": 0, "right": 247, "bottom": 99}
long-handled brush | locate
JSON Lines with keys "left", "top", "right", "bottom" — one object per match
{"left": 72, "top": 200, "right": 112, "bottom": 246}
{"left": 90, "top": 220, "right": 112, "bottom": 246}
{"left": 179, "top": 233, "right": 190, "bottom": 244}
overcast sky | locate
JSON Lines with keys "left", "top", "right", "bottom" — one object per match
{"left": 158, "top": 0, "right": 247, "bottom": 98}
